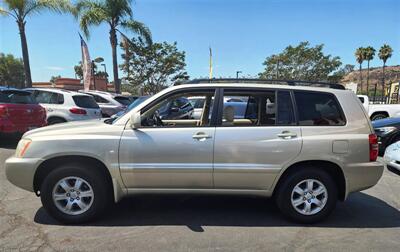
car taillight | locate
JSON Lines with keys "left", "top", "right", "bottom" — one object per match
{"left": 69, "top": 108, "right": 87, "bottom": 115}
{"left": 0, "top": 106, "right": 8, "bottom": 118}
{"left": 369, "top": 134, "right": 378, "bottom": 161}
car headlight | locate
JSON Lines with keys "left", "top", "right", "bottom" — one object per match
{"left": 375, "top": 126, "right": 397, "bottom": 135}
{"left": 15, "top": 139, "right": 32, "bottom": 158}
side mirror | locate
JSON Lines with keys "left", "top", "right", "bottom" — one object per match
{"left": 130, "top": 111, "right": 141, "bottom": 129}
{"left": 170, "top": 106, "right": 179, "bottom": 113}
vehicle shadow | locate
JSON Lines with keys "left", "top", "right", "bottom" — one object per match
{"left": 0, "top": 135, "right": 20, "bottom": 149}
{"left": 34, "top": 192, "right": 400, "bottom": 231}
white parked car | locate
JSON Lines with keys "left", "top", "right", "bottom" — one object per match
{"left": 79, "top": 90, "right": 130, "bottom": 117}
{"left": 358, "top": 95, "right": 400, "bottom": 121}
{"left": 383, "top": 141, "right": 400, "bottom": 173}
{"left": 26, "top": 88, "right": 101, "bottom": 125}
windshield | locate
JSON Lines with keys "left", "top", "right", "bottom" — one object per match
{"left": 0, "top": 91, "right": 37, "bottom": 104}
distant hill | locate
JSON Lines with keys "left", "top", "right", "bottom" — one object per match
{"left": 341, "top": 65, "right": 400, "bottom": 91}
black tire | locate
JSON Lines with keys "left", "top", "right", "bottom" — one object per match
{"left": 40, "top": 163, "right": 112, "bottom": 224}
{"left": 371, "top": 113, "right": 388, "bottom": 121}
{"left": 47, "top": 117, "right": 66, "bottom": 125}
{"left": 275, "top": 168, "right": 337, "bottom": 223}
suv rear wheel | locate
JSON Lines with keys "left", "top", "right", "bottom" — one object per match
{"left": 40, "top": 163, "right": 111, "bottom": 224}
{"left": 276, "top": 168, "right": 337, "bottom": 223}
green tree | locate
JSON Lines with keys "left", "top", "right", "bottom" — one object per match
{"left": 378, "top": 44, "right": 393, "bottom": 98}
{"left": 74, "top": 60, "right": 108, "bottom": 80}
{"left": 74, "top": 0, "right": 152, "bottom": 94}
{"left": 327, "top": 64, "right": 355, "bottom": 83}
{"left": 0, "top": 53, "right": 25, "bottom": 88}
{"left": 49, "top": 75, "right": 61, "bottom": 84}
{"left": 363, "top": 46, "right": 376, "bottom": 94}
{"left": 120, "top": 38, "right": 189, "bottom": 94}
{"left": 258, "top": 41, "right": 342, "bottom": 82}
{"left": 355, "top": 47, "right": 365, "bottom": 93}
{"left": 0, "top": 0, "right": 71, "bottom": 88}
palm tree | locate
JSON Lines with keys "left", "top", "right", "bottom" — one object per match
{"left": 75, "top": 0, "right": 152, "bottom": 94}
{"left": 0, "top": 0, "right": 71, "bottom": 88}
{"left": 355, "top": 47, "right": 365, "bottom": 93}
{"left": 364, "top": 46, "right": 376, "bottom": 95}
{"left": 378, "top": 44, "right": 393, "bottom": 101}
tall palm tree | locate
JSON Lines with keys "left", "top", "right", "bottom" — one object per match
{"left": 378, "top": 44, "right": 393, "bottom": 100}
{"left": 0, "top": 0, "right": 71, "bottom": 88}
{"left": 75, "top": 0, "right": 152, "bottom": 94}
{"left": 355, "top": 47, "right": 365, "bottom": 93}
{"left": 364, "top": 46, "right": 376, "bottom": 95}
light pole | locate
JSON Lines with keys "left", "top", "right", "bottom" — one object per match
{"left": 236, "top": 71, "right": 242, "bottom": 79}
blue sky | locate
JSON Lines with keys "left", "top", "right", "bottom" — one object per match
{"left": 1, "top": 0, "right": 399, "bottom": 82}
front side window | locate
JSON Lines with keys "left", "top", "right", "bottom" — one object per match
{"left": 34, "top": 91, "right": 53, "bottom": 103}
{"left": 141, "top": 90, "right": 215, "bottom": 127}
{"left": 294, "top": 91, "right": 345, "bottom": 126}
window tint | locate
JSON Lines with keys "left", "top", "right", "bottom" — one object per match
{"left": 141, "top": 90, "right": 215, "bottom": 127}
{"left": 295, "top": 91, "right": 345, "bottom": 126}
{"left": 72, "top": 95, "right": 100, "bottom": 109}
{"left": 114, "top": 96, "right": 131, "bottom": 106}
{"left": 0, "top": 91, "right": 36, "bottom": 104}
{"left": 277, "top": 91, "right": 296, "bottom": 125}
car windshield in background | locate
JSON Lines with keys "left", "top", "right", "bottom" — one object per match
{"left": 72, "top": 95, "right": 100, "bottom": 109}
{"left": 114, "top": 96, "right": 131, "bottom": 106}
{"left": 0, "top": 91, "right": 37, "bottom": 104}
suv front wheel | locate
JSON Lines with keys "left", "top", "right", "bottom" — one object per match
{"left": 276, "top": 168, "right": 338, "bottom": 223}
{"left": 40, "top": 163, "right": 111, "bottom": 224}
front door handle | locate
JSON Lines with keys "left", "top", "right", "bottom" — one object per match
{"left": 192, "top": 132, "right": 212, "bottom": 141}
{"left": 277, "top": 131, "right": 297, "bottom": 139}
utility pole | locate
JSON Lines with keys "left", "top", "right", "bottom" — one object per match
{"left": 236, "top": 71, "right": 242, "bottom": 79}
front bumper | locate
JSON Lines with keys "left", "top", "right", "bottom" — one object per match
{"left": 5, "top": 156, "right": 43, "bottom": 192}
{"left": 344, "top": 161, "right": 384, "bottom": 197}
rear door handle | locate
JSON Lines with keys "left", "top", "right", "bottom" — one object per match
{"left": 192, "top": 132, "right": 212, "bottom": 141}
{"left": 277, "top": 131, "right": 297, "bottom": 139}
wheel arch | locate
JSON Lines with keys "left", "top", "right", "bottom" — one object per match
{"left": 47, "top": 116, "right": 67, "bottom": 123}
{"left": 370, "top": 111, "right": 389, "bottom": 120}
{"left": 33, "top": 155, "right": 115, "bottom": 200}
{"left": 273, "top": 160, "right": 346, "bottom": 201}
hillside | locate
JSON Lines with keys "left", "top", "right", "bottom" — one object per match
{"left": 341, "top": 65, "right": 400, "bottom": 92}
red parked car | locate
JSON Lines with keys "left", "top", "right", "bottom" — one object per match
{"left": 0, "top": 87, "right": 47, "bottom": 135}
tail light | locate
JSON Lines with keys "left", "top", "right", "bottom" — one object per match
{"left": 69, "top": 108, "right": 87, "bottom": 115}
{"left": 0, "top": 106, "right": 8, "bottom": 118}
{"left": 369, "top": 134, "right": 378, "bottom": 161}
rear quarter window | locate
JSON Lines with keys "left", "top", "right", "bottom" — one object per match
{"left": 72, "top": 95, "right": 100, "bottom": 109}
{"left": 294, "top": 91, "right": 346, "bottom": 126}
{"left": 114, "top": 96, "right": 131, "bottom": 106}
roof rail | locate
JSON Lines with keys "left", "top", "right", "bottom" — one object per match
{"left": 184, "top": 78, "right": 345, "bottom": 90}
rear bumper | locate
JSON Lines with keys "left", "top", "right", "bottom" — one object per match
{"left": 344, "top": 161, "right": 384, "bottom": 198}
{"left": 5, "top": 156, "right": 43, "bottom": 192}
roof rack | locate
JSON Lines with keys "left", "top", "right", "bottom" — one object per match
{"left": 184, "top": 78, "right": 345, "bottom": 90}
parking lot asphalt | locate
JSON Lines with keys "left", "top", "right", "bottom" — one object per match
{"left": 0, "top": 137, "right": 400, "bottom": 251}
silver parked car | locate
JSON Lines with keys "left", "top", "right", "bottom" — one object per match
{"left": 80, "top": 90, "right": 131, "bottom": 117}
{"left": 5, "top": 80, "right": 383, "bottom": 224}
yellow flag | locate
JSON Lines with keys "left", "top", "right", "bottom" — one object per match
{"left": 209, "top": 47, "right": 213, "bottom": 79}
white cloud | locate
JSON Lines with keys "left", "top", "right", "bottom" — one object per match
{"left": 45, "top": 66, "right": 65, "bottom": 71}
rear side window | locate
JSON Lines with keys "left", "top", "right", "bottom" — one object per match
{"left": 114, "top": 96, "right": 131, "bottom": 106}
{"left": 0, "top": 91, "right": 36, "bottom": 104}
{"left": 294, "top": 91, "right": 345, "bottom": 126}
{"left": 91, "top": 94, "right": 109, "bottom": 103}
{"left": 73, "top": 95, "right": 99, "bottom": 109}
